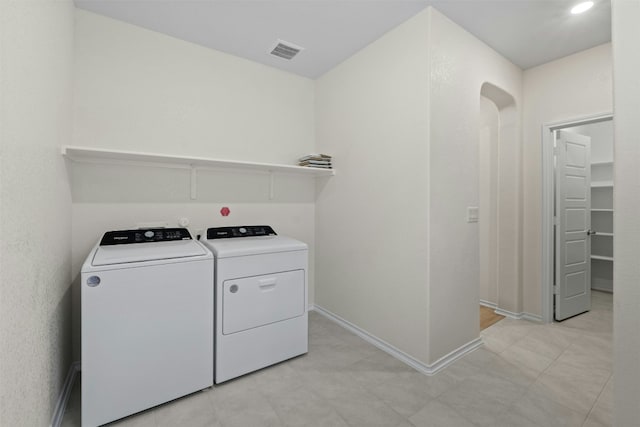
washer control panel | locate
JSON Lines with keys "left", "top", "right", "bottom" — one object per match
{"left": 206, "top": 225, "right": 277, "bottom": 239}
{"left": 100, "top": 228, "right": 192, "bottom": 245}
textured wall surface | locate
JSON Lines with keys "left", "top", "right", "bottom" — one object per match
{"left": 74, "top": 10, "right": 314, "bottom": 164}
{"left": 611, "top": 0, "right": 640, "bottom": 424}
{"left": 315, "top": 9, "right": 431, "bottom": 363}
{"left": 0, "top": 1, "right": 74, "bottom": 425}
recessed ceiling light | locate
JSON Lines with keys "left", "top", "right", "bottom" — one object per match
{"left": 571, "top": 1, "right": 594, "bottom": 14}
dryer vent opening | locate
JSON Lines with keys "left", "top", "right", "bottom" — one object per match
{"left": 269, "top": 40, "right": 304, "bottom": 60}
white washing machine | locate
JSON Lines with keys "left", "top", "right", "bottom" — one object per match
{"left": 200, "top": 225, "right": 308, "bottom": 383}
{"left": 81, "top": 228, "right": 214, "bottom": 427}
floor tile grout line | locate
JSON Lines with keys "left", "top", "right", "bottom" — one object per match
{"left": 582, "top": 371, "right": 613, "bottom": 426}
{"left": 431, "top": 398, "right": 483, "bottom": 427}
{"left": 496, "top": 381, "right": 549, "bottom": 427}
{"left": 528, "top": 360, "right": 610, "bottom": 422}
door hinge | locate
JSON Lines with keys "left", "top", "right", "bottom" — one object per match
{"left": 553, "top": 285, "right": 559, "bottom": 295}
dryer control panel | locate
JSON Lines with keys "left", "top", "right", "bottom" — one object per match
{"left": 100, "top": 228, "right": 192, "bottom": 245}
{"left": 206, "top": 225, "right": 277, "bottom": 239}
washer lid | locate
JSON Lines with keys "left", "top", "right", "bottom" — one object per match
{"left": 201, "top": 235, "right": 307, "bottom": 258}
{"left": 92, "top": 240, "right": 207, "bottom": 266}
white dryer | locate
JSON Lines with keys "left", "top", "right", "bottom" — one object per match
{"left": 200, "top": 225, "right": 308, "bottom": 383}
{"left": 81, "top": 228, "right": 213, "bottom": 427}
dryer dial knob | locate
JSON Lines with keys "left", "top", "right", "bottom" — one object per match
{"left": 144, "top": 230, "right": 155, "bottom": 239}
{"left": 239, "top": 227, "right": 247, "bottom": 234}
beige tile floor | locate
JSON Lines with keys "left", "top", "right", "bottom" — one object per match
{"left": 62, "top": 291, "right": 612, "bottom": 427}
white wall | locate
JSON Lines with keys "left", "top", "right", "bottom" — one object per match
{"left": 611, "top": 0, "right": 640, "bottom": 424}
{"left": 522, "top": 44, "right": 613, "bottom": 316}
{"left": 0, "top": 1, "right": 74, "bottom": 425}
{"left": 427, "top": 8, "right": 522, "bottom": 363}
{"left": 479, "top": 97, "right": 499, "bottom": 305}
{"left": 315, "top": 10, "right": 431, "bottom": 362}
{"left": 71, "top": 10, "right": 317, "bottom": 360}
{"left": 73, "top": 10, "right": 314, "bottom": 164}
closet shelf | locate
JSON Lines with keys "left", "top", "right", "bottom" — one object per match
{"left": 590, "top": 157, "right": 613, "bottom": 293}
{"left": 591, "top": 255, "right": 614, "bottom": 262}
{"left": 61, "top": 146, "right": 336, "bottom": 177}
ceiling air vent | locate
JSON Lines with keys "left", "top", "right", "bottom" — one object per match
{"left": 269, "top": 39, "right": 304, "bottom": 60}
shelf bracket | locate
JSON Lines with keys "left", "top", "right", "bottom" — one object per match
{"left": 268, "top": 171, "right": 275, "bottom": 200}
{"left": 190, "top": 166, "right": 197, "bottom": 200}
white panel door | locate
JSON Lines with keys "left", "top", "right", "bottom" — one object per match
{"left": 555, "top": 130, "right": 592, "bottom": 321}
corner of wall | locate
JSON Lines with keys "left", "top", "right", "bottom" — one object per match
{"left": 425, "top": 4, "right": 523, "bottom": 364}
{"left": 313, "top": 6, "right": 431, "bottom": 364}
{"left": 424, "top": 4, "right": 433, "bottom": 366}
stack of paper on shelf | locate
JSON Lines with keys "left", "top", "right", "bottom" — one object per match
{"left": 298, "top": 154, "right": 332, "bottom": 169}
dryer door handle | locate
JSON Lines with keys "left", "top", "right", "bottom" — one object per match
{"left": 259, "top": 278, "right": 277, "bottom": 291}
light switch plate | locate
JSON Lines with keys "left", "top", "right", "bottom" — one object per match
{"left": 467, "top": 207, "right": 479, "bottom": 223}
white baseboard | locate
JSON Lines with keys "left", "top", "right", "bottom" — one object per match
{"left": 50, "top": 361, "right": 81, "bottom": 427}
{"left": 480, "top": 300, "right": 542, "bottom": 323}
{"left": 591, "top": 287, "right": 613, "bottom": 294}
{"left": 494, "top": 307, "right": 522, "bottom": 319}
{"left": 493, "top": 307, "right": 543, "bottom": 323}
{"left": 426, "top": 337, "right": 484, "bottom": 374}
{"left": 311, "top": 305, "right": 483, "bottom": 376}
{"left": 479, "top": 300, "right": 497, "bottom": 309}
{"left": 522, "top": 313, "right": 543, "bottom": 322}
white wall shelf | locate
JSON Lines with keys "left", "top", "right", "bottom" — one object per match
{"left": 591, "top": 255, "right": 614, "bottom": 262}
{"left": 62, "top": 145, "right": 334, "bottom": 200}
{"left": 62, "top": 146, "right": 335, "bottom": 177}
{"left": 591, "top": 208, "right": 614, "bottom": 212}
{"left": 591, "top": 181, "right": 614, "bottom": 188}
{"left": 594, "top": 232, "right": 614, "bottom": 237}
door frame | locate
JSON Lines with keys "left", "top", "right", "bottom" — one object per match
{"left": 541, "top": 112, "right": 613, "bottom": 323}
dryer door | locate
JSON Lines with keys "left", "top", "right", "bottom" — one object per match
{"left": 222, "top": 270, "right": 305, "bottom": 335}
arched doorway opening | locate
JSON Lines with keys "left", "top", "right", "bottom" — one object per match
{"left": 478, "top": 82, "right": 520, "bottom": 328}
